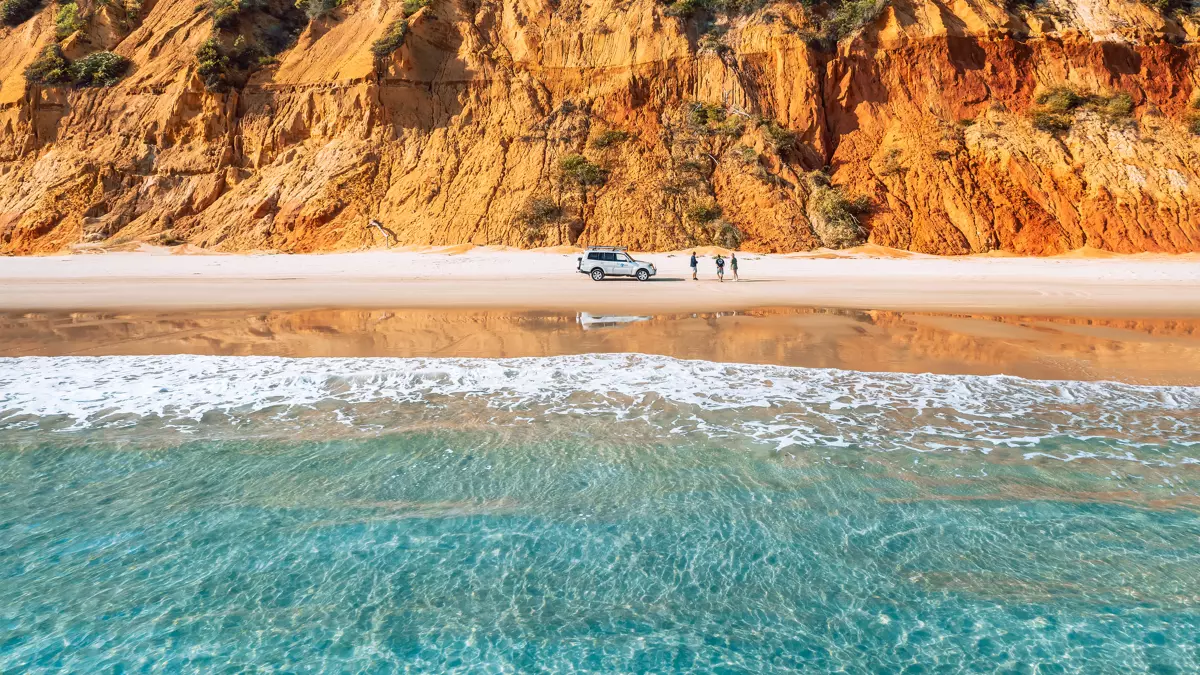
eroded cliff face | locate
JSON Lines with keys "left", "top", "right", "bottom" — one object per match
{"left": 1, "top": 0, "right": 1199, "bottom": 254}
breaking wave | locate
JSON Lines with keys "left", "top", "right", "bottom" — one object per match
{"left": 1, "top": 354, "right": 1198, "bottom": 462}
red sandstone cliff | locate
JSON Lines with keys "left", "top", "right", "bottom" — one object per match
{"left": 1, "top": 0, "right": 1199, "bottom": 254}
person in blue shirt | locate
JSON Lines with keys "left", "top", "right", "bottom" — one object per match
{"left": 689, "top": 251, "right": 698, "bottom": 280}
{"left": 715, "top": 254, "right": 725, "bottom": 282}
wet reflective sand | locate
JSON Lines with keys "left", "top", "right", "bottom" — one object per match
{"left": 3, "top": 308, "right": 1200, "bottom": 384}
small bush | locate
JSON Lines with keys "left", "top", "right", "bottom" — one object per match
{"left": 957, "top": 117, "right": 976, "bottom": 127}
{"left": 0, "top": 0, "right": 39, "bottom": 26}
{"left": 521, "top": 196, "right": 563, "bottom": 227}
{"left": 591, "top": 129, "right": 630, "bottom": 149}
{"left": 559, "top": 155, "right": 608, "bottom": 188}
{"left": 715, "top": 116, "right": 746, "bottom": 137}
{"left": 806, "top": 172, "right": 868, "bottom": 249}
{"left": 663, "top": 0, "right": 760, "bottom": 17}
{"left": 402, "top": 0, "right": 428, "bottom": 17}
{"left": 698, "top": 28, "right": 728, "bottom": 54}
{"left": 878, "top": 148, "right": 905, "bottom": 176}
{"left": 520, "top": 196, "right": 563, "bottom": 242}
{"left": 686, "top": 202, "right": 721, "bottom": 224}
{"left": 1029, "top": 87, "right": 1135, "bottom": 132}
{"left": 1095, "top": 91, "right": 1134, "bottom": 120}
{"left": 821, "top": 0, "right": 886, "bottom": 43}
{"left": 69, "top": 51, "right": 130, "bottom": 86}
{"left": 664, "top": 0, "right": 705, "bottom": 17}
{"left": 759, "top": 118, "right": 797, "bottom": 151}
{"left": 1035, "top": 87, "right": 1084, "bottom": 114}
{"left": 1031, "top": 110, "right": 1072, "bottom": 133}
{"left": 211, "top": 0, "right": 261, "bottom": 27}
{"left": 687, "top": 101, "right": 725, "bottom": 128}
{"left": 372, "top": 19, "right": 409, "bottom": 58}
{"left": 228, "top": 35, "right": 260, "bottom": 69}
{"left": 196, "top": 37, "right": 231, "bottom": 91}
{"left": 55, "top": 2, "right": 84, "bottom": 39}
{"left": 1187, "top": 112, "right": 1200, "bottom": 136}
{"left": 25, "top": 44, "right": 71, "bottom": 85}
{"left": 709, "top": 220, "right": 743, "bottom": 249}
{"left": 211, "top": 0, "right": 237, "bottom": 26}
{"left": 302, "top": 0, "right": 338, "bottom": 20}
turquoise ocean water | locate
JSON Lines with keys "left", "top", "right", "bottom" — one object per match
{"left": 2, "top": 354, "right": 1200, "bottom": 673}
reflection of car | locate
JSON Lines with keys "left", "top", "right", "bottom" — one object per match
{"left": 577, "top": 246, "right": 657, "bottom": 281}
{"left": 577, "top": 312, "right": 652, "bottom": 330}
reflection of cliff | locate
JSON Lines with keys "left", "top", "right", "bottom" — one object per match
{"left": 2, "top": 0, "right": 1200, "bottom": 254}
{"left": 4, "top": 309, "right": 1200, "bottom": 384}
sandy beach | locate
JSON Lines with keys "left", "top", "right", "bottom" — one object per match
{"left": 2, "top": 246, "right": 1199, "bottom": 316}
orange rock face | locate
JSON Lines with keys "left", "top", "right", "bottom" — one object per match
{"left": 2, "top": 0, "right": 1200, "bottom": 254}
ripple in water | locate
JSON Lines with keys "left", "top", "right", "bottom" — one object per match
{"left": 1, "top": 355, "right": 1199, "bottom": 673}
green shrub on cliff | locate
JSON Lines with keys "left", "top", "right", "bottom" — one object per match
{"left": 806, "top": 171, "right": 869, "bottom": 249}
{"left": 371, "top": 19, "right": 409, "bottom": 58}
{"left": 1036, "top": 87, "right": 1085, "bottom": 114}
{"left": 560, "top": 155, "right": 608, "bottom": 188}
{"left": 402, "top": 0, "right": 428, "bottom": 17}
{"left": 1030, "top": 86, "right": 1136, "bottom": 133}
{"left": 0, "top": 0, "right": 39, "bottom": 25}
{"left": 686, "top": 202, "right": 721, "bottom": 225}
{"left": 69, "top": 51, "right": 130, "bottom": 86}
{"left": 1031, "top": 110, "right": 1072, "bottom": 133}
{"left": 55, "top": 2, "right": 84, "bottom": 38}
{"left": 662, "top": 0, "right": 761, "bottom": 17}
{"left": 195, "top": 37, "right": 230, "bottom": 90}
{"left": 591, "top": 130, "right": 631, "bottom": 149}
{"left": 25, "top": 45, "right": 130, "bottom": 87}
{"left": 25, "top": 44, "right": 71, "bottom": 85}
{"left": 759, "top": 118, "right": 797, "bottom": 151}
{"left": 821, "top": 0, "right": 886, "bottom": 43}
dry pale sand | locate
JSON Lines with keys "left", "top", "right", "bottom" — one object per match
{"left": 2, "top": 247, "right": 1199, "bottom": 316}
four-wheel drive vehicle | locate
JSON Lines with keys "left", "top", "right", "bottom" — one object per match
{"left": 577, "top": 247, "right": 657, "bottom": 281}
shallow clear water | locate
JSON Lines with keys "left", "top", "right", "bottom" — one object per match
{"left": 2, "top": 355, "right": 1200, "bottom": 673}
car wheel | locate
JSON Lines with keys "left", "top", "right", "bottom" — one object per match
{"left": 636, "top": 269, "right": 650, "bottom": 282}
{"left": 590, "top": 268, "right": 605, "bottom": 281}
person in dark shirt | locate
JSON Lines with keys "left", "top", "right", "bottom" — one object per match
{"left": 715, "top": 254, "right": 725, "bottom": 282}
{"left": 689, "top": 252, "right": 698, "bottom": 280}
{"left": 730, "top": 253, "right": 738, "bottom": 281}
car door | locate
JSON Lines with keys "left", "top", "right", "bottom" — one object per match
{"left": 602, "top": 252, "right": 620, "bottom": 275}
{"left": 615, "top": 253, "right": 634, "bottom": 276}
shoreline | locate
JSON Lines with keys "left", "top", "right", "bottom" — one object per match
{"left": 2, "top": 249, "right": 1199, "bottom": 317}
{"left": 5, "top": 308, "right": 1200, "bottom": 385}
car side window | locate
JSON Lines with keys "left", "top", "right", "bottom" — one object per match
{"left": 602, "top": 252, "right": 618, "bottom": 262}
{"left": 588, "top": 252, "right": 602, "bottom": 260}
{"left": 617, "top": 254, "right": 631, "bottom": 262}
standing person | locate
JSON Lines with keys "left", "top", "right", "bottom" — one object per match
{"left": 690, "top": 251, "right": 698, "bottom": 280}
{"left": 715, "top": 254, "right": 725, "bottom": 282}
{"left": 730, "top": 253, "right": 739, "bottom": 281}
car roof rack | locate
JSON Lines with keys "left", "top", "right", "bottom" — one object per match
{"left": 585, "top": 246, "right": 628, "bottom": 252}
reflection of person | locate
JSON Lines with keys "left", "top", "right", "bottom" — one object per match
{"left": 690, "top": 251, "right": 698, "bottom": 280}
{"left": 730, "top": 253, "right": 738, "bottom": 281}
{"left": 715, "top": 254, "right": 725, "bottom": 282}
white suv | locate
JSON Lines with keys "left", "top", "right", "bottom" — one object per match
{"left": 577, "top": 247, "right": 657, "bottom": 281}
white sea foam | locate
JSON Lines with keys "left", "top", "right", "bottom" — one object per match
{"left": 1, "top": 355, "right": 1198, "bottom": 460}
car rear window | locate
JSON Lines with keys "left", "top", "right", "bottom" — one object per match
{"left": 587, "top": 252, "right": 602, "bottom": 260}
